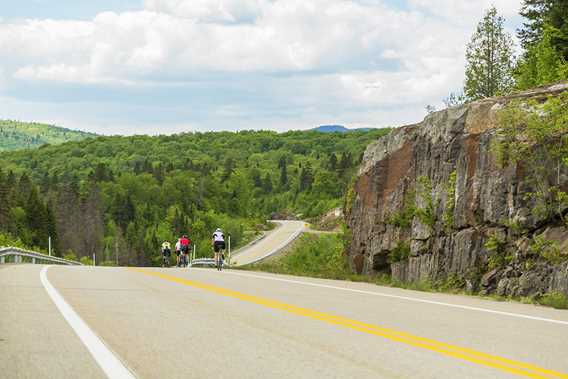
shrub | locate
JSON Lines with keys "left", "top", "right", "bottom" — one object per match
{"left": 443, "top": 171, "right": 457, "bottom": 230}
{"left": 530, "top": 235, "right": 566, "bottom": 264}
{"left": 246, "top": 234, "right": 352, "bottom": 280}
{"left": 388, "top": 241, "right": 411, "bottom": 264}
{"left": 387, "top": 189, "right": 416, "bottom": 229}
{"left": 538, "top": 291, "right": 568, "bottom": 310}
{"left": 415, "top": 176, "right": 437, "bottom": 227}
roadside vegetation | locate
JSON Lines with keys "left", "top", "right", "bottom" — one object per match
{"left": 243, "top": 233, "right": 568, "bottom": 310}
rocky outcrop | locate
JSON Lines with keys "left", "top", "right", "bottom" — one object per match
{"left": 346, "top": 83, "right": 568, "bottom": 297}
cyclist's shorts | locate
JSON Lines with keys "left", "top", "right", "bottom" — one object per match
{"left": 175, "top": 250, "right": 181, "bottom": 256}
{"left": 214, "top": 241, "right": 226, "bottom": 253}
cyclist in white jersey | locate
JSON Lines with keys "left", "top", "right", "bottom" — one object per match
{"left": 212, "top": 228, "right": 225, "bottom": 270}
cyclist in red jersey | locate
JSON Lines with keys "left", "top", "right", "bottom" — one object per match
{"left": 178, "top": 235, "right": 190, "bottom": 267}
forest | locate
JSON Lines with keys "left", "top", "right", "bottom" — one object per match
{"left": 0, "top": 120, "right": 96, "bottom": 152}
{"left": 0, "top": 128, "right": 389, "bottom": 265}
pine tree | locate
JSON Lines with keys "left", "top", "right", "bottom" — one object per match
{"left": 279, "top": 164, "right": 288, "bottom": 189}
{"left": 519, "top": 0, "right": 568, "bottom": 59}
{"left": 299, "top": 163, "right": 314, "bottom": 192}
{"left": 515, "top": 0, "right": 568, "bottom": 89}
{"left": 221, "top": 158, "right": 236, "bottom": 183}
{"left": 328, "top": 154, "right": 337, "bottom": 170}
{"left": 464, "top": 6, "right": 515, "bottom": 100}
{"left": 0, "top": 170, "right": 10, "bottom": 230}
{"left": 262, "top": 173, "right": 273, "bottom": 194}
{"left": 518, "top": 0, "right": 550, "bottom": 49}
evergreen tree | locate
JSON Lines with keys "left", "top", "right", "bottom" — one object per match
{"left": 465, "top": 6, "right": 515, "bottom": 100}
{"left": 519, "top": 0, "right": 568, "bottom": 59}
{"left": 328, "top": 154, "right": 337, "bottom": 170}
{"left": 221, "top": 157, "right": 236, "bottom": 182}
{"left": 262, "top": 173, "right": 273, "bottom": 194}
{"left": 515, "top": 0, "right": 568, "bottom": 89}
{"left": 0, "top": 170, "right": 10, "bottom": 230}
{"left": 251, "top": 169, "right": 263, "bottom": 188}
{"left": 299, "top": 163, "right": 314, "bottom": 192}
{"left": 279, "top": 164, "right": 288, "bottom": 189}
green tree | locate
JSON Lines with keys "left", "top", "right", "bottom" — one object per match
{"left": 515, "top": 0, "right": 568, "bottom": 89}
{"left": 262, "top": 173, "right": 273, "bottom": 194}
{"left": 518, "top": 0, "right": 568, "bottom": 59}
{"left": 465, "top": 6, "right": 515, "bottom": 100}
{"left": 299, "top": 163, "right": 314, "bottom": 192}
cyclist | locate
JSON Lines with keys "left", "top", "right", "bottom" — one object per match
{"left": 179, "top": 234, "right": 190, "bottom": 267}
{"left": 212, "top": 228, "right": 225, "bottom": 271}
{"left": 161, "top": 241, "right": 171, "bottom": 267}
{"left": 175, "top": 239, "right": 182, "bottom": 267}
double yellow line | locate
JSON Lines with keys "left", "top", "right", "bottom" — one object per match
{"left": 130, "top": 268, "right": 568, "bottom": 379}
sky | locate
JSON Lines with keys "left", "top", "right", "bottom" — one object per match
{"left": 0, "top": 0, "right": 524, "bottom": 135}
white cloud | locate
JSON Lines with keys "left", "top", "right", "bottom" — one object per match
{"left": 144, "top": 0, "right": 265, "bottom": 23}
{"left": 0, "top": 0, "right": 524, "bottom": 133}
{"left": 408, "top": 0, "right": 521, "bottom": 23}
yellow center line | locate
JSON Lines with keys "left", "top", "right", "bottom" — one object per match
{"left": 129, "top": 268, "right": 568, "bottom": 379}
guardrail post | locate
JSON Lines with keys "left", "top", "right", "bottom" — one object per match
{"left": 0, "top": 256, "right": 4, "bottom": 264}
{"left": 15, "top": 255, "right": 21, "bottom": 264}
{"left": 32, "top": 257, "right": 36, "bottom": 264}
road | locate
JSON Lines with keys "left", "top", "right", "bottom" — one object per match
{"left": 2, "top": 264, "right": 568, "bottom": 379}
{"left": 231, "top": 220, "right": 305, "bottom": 266}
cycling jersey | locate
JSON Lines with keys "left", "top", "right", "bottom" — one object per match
{"left": 212, "top": 231, "right": 225, "bottom": 242}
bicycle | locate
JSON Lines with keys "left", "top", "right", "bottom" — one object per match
{"left": 161, "top": 248, "right": 171, "bottom": 267}
{"left": 180, "top": 251, "right": 189, "bottom": 267}
{"left": 162, "top": 254, "right": 170, "bottom": 267}
{"left": 214, "top": 248, "right": 224, "bottom": 271}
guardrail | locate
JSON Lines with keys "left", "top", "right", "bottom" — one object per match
{"left": 0, "top": 247, "right": 82, "bottom": 266}
{"left": 189, "top": 258, "right": 227, "bottom": 268}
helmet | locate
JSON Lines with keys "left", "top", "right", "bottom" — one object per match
{"left": 215, "top": 228, "right": 222, "bottom": 232}
{"left": 182, "top": 235, "right": 188, "bottom": 238}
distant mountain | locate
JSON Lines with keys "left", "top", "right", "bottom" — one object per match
{"left": 312, "top": 125, "right": 374, "bottom": 133}
{"left": 0, "top": 120, "right": 97, "bottom": 152}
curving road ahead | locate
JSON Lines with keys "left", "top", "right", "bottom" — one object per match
{"left": 231, "top": 220, "right": 306, "bottom": 266}
{"left": 2, "top": 263, "right": 568, "bottom": 378}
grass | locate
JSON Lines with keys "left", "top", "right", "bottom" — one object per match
{"left": 242, "top": 234, "right": 355, "bottom": 280}
{"left": 239, "top": 233, "right": 568, "bottom": 310}
{"left": 538, "top": 292, "right": 568, "bottom": 309}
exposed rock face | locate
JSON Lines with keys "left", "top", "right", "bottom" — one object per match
{"left": 346, "top": 83, "right": 568, "bottom": 297}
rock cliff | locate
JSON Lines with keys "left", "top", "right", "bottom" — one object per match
{"left": 346, "top": 83, "right": 568, "bottom": 298}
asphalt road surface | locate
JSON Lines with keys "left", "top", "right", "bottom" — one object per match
{"left": 231, "top": 220, "right": 306, "bottom": 266}
{"left": 2, "top": 263, "right": 568, "bottom": 379}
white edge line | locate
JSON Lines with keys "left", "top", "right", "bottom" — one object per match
{"left": 40, "top": 266, "right": 136, "bottom": 379}
{"left": 220, "top": 269, "right": 568, "bottom": 326}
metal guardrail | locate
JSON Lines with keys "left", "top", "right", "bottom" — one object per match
{"left": 0, "top": 247, "right": 82, "bottom": 266}
{"left": 189, "top": 258, "right": 227, "bottom": 267}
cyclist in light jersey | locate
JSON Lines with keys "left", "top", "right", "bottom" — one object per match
{"left": 212, "top": 228, "right": 225, "bottom": 270}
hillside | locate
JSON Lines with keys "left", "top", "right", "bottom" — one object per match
{"left": 0, "top": 120, "right": 97, "bottom": 152}
{"left": 0, "top": 128, "right": 389, "bottom": 265}
{"left": 313, "top": 125, "right": 373, "bottom": 133}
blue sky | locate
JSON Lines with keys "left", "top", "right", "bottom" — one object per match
{"left": 0, "top": 0, "right": 523, "bottom": 135}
